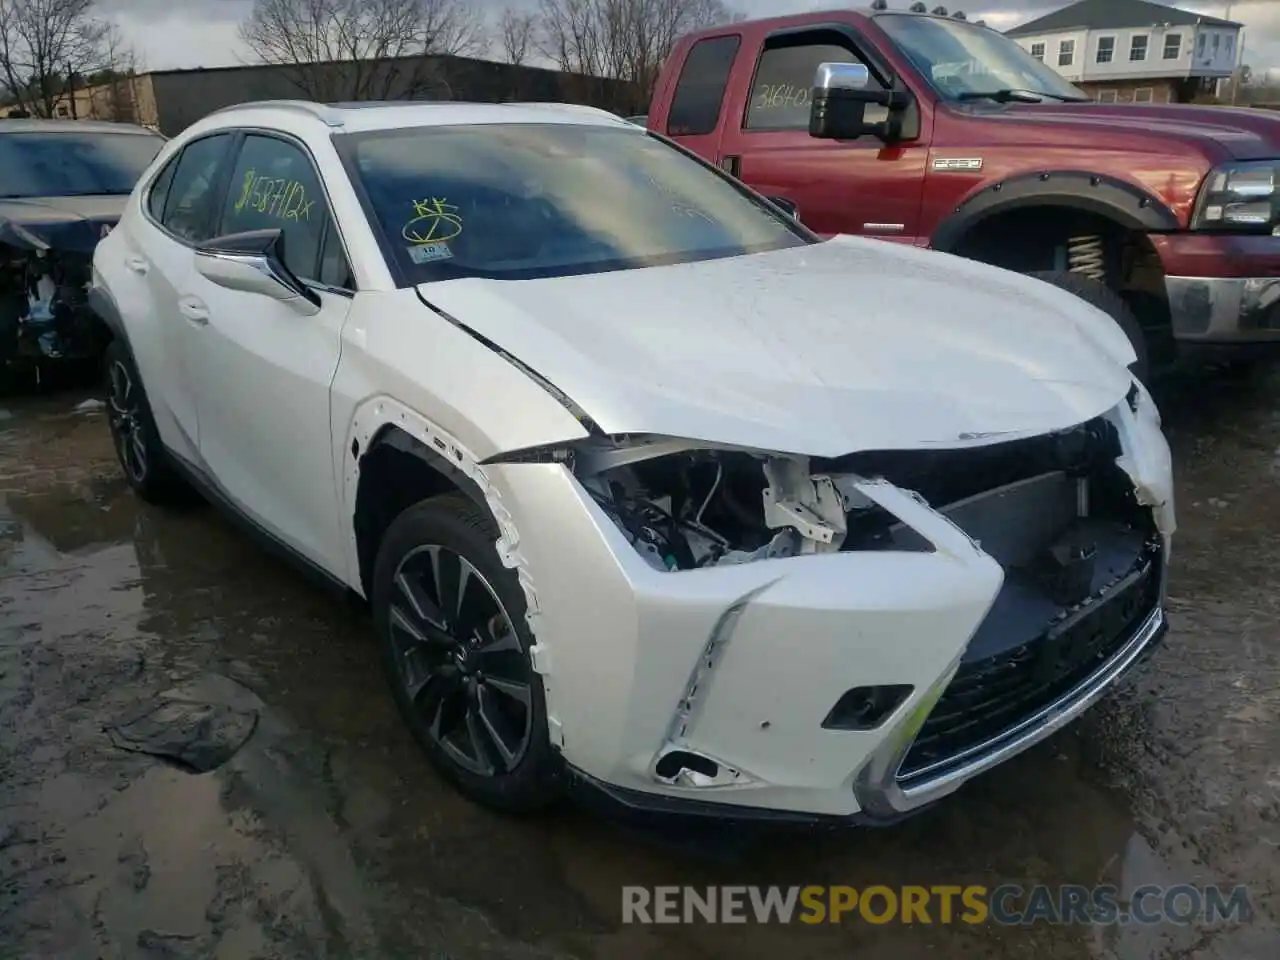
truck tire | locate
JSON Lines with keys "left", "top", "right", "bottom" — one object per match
{"left": 1025, "top": 271, "right": 1150, "bottom": 385}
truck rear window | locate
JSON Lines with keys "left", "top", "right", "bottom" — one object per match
{"left": 668, "top": 36, "right": 740, "bottom": 137}
{"left": 340, "top": 122, "right": 811, "bottom": 284}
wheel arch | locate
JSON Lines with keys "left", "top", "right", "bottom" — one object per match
{"left": 931, "top": 170, "right": 1180, "bottom": 256}
{"left": 344, "top": 403, "right": 535, "bottom": 613}
{"left": 87, "top": 285, "right": 129, "bottom": 353}
{"left": 352, "top": 422, "right": 486, "bottom": 598}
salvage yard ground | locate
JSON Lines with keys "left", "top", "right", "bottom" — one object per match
{"left": 0, "top": 373, "right": 1278, "bottom": 959}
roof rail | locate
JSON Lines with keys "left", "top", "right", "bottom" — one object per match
{"left": 204, "top": 99, "right": 344, "bottom": 127}
{"left": 504, "top": 101, "right": 626, "bottom": 123}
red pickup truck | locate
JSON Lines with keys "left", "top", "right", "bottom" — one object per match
{"left": 647, "top": 4, "right": 1280, "bottom": 378}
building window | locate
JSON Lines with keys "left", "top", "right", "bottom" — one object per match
{"left": 1134, "top": 87, "right": 1155, "bottom": 103}
{"left": 1130, "top": 35, "right": 1149, "bottom": 61}
{"left": 1212, "top": 34, "right": 1221, "bottom": 54}
{"left": 1096, "top": 36, "right": 1115, "bottom": 63}
{"left": 1058, "top": 39, "right": 1075, "bottom": 66}
{"left": 1225, "top": 36, "right": 1235, "bottom": 57}
{"left": 1163, "top": 34, "right": 1181, "bottom": 59}
{"left": 1030, "top": 41, "right": 1045, "bottom": 61}
{"left": 1097, "top": 89, "right": 1118, "bottom": 103}
{"left": 1197, "top": 34, "right": 1206, "bottom": 57}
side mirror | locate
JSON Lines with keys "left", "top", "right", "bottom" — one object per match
{"left": 809, "top": 61, "right": 912, "bottom": 142}
{"left": 766, "top": 195, "right": 800, "bottom": 221}
{"left": 193, "top": 228, "right": 321, "bottom": 316}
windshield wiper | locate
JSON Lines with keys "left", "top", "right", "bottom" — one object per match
{"left": 956, "top": 89, "right": 1089, "bottom": 104}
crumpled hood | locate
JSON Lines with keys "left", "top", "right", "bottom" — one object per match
{"left": 996, "top": 102, "right": 1280, "bottom": 161}
{"left": 0, "top": 195, "right": 127, "bottom": 252}
{"left": 419, "top": 236, "right": 1136, "bottom": 458}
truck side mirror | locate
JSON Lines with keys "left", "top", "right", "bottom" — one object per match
{"left": 809, "top": 61, "right": 911, "bottom": 142}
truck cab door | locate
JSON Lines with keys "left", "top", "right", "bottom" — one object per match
{"left": 656, "top": 34, "right": 743, "bottom": 174}
{"left": 716, "top": 28, "right": 931, "bottom": 245}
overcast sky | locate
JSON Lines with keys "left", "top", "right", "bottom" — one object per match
{"left": 103, "top": 0, "right": 1279, "bottom": 75}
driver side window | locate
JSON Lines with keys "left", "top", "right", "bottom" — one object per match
{"left": 216, "top": 134, "right": 349, "bottom": 287}
{"left": 745, "top": 39, "right": 886, "bottom": 131}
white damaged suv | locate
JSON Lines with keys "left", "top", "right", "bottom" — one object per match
{"left": 90, "top": 99, "right": 1174, "bottom": 822}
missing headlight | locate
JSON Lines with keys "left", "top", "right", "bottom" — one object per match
{"left": 575, "top": 442, "right": 907, "bottom": 570}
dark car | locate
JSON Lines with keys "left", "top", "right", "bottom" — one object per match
{"left": 0, "top": 119, "right": 165, "bottom": 384}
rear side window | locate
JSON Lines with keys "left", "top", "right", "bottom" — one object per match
{"left": 217, "top": 134, "right": 332, "bottom": 283}
{"left": 147, "top": 155, "right": 177, "bottom": 221}
{"left": 666, "top": 36, "right": 741, "bottom": 137}
{"left": 745, "top": 39, "right": 883, "bottom": 131}
{"left": 160, "top": 133, "right": 233, "bottom": 243}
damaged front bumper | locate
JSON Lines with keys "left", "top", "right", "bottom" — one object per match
{"left": 486, "top": 387, "right": 1174, "bottom": 821}
{"left": 0, "top": 217, "right": 116, "bottom": 373}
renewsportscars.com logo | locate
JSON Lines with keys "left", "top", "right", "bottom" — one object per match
{"left": 621, "top": 884, "right": 1254, "bottom": 926}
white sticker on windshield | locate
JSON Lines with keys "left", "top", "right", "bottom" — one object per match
{"left": 406, "top": 242, "right": 453, "bottom": 264}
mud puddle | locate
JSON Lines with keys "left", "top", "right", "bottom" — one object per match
{"left": 0, "top": 381, "right": 1276, "bottom": 959}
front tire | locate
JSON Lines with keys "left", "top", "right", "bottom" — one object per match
{"left": 372, "top": 493, "right": 563, "bottom": 812}
{"left": 1026, "top": 270, "right": 1151, "bottom": 385}
{"left": 103, "top": 339, "right": 186, "bottom": 504}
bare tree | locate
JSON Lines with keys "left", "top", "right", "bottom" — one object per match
{"left": 536, "top": 0, "right": 739, "bottom": 105}
{"left": 0, "top": 0, "right": 116, "bottom": 118}
{"left": 96, "top": 25, "right": 142, "bottom": 123}
{"left": 239, "top": 0, "right": 487, "bottom": 102}
{"left": 497, "top": 8, "right": 536, "bottom": 66}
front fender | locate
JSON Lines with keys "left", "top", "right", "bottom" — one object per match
{"left": 932, "top": 170, "right": 1180, "bottom": 254}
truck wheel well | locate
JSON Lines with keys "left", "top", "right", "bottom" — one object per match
{"left": 352, "top": 426, "right": 485, "bottom": 597}
{"left": 948, "top": 205, "right": 1175, "bottom": 366}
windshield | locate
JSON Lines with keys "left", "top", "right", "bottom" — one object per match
{"left": 0, "top": 131, "right": 165, "bottom": 199}
{"left": 339, "top": 123, "right": 809, "bottom": 283}
{"left": 877, "top": 13, "right": 1088, "bottom": 102}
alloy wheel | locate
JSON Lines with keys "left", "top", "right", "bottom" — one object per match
{"left": 107, "top": 360, "right": 148, "bottom": 484}
{"left": 387, "top": 544, "right": 534, "bottom": 776}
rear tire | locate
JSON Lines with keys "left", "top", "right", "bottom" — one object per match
{"left": 372, "top": 493, "right": 564, "bottom": 813}
{"left": 1026, "top": 270, "right": 1150, "bottom": 385}
{"left": 103, "top": 339, "right": 187, "bottom": 504}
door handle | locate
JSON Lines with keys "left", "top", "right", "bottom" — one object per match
{"left": 178, "top": 297, "right": 209, "bottom": 326}
{"left": 125, "top": 255, "right": 149, "bottom": 275}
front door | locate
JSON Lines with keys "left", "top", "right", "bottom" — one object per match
{"left": 717, "top": 30, "right": 931, "bottom": 243}
{"left": 185, "top": 132, "right": 355, "bottom": 575}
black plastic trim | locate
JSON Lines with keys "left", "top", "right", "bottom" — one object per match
{"left": 87, "top": 285, "right": 127, "bottom": 342}
{"left": 164, "top": 448, "right": 354, "bottom": 600}
{"left": 568, "top": 766, "right": 935, "bottom": 828}
{"left": 931, "top": 170, "right": 1181, "bottom": 253}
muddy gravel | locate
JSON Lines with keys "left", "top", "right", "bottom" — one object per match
{"left": 0, "top": 373, "right": 1278, "bottom": 959}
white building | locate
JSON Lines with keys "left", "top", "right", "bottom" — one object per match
{"left": 1006, "top": 0, "right": 1243, "bottom": 103}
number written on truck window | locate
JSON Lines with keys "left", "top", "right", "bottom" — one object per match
{"left": 745, "top": 41, "right": 886, "bottom": 131}
{"left": 667, "top": 35, "right": 741, "bottom": 137}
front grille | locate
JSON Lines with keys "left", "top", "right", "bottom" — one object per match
{"left": 898, "top": 541, "right": 1161, "bottom": 782}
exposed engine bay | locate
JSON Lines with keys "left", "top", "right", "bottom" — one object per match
{"left": 0, "top": 244, "right": 101, "bottom": 373}
{"left": 576, "top": 415, "right": 1151, "bottom": 576}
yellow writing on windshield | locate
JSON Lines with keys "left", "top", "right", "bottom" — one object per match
{"left": 403, "top": 197, "right": 464, "bottom": 244}
{"left": 233, "top": 169, "right": 314, "bottom": 221}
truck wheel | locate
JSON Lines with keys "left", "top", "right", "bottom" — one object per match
{"left": 371, "top": 493, "right": 564, "bottom": 813}
{"left": 1026, "top": 271, "right": 1150, "bottom": 384}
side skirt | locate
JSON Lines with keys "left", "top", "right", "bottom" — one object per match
{"left": 163, "top": 448, "right": 364, "bottom": 608}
